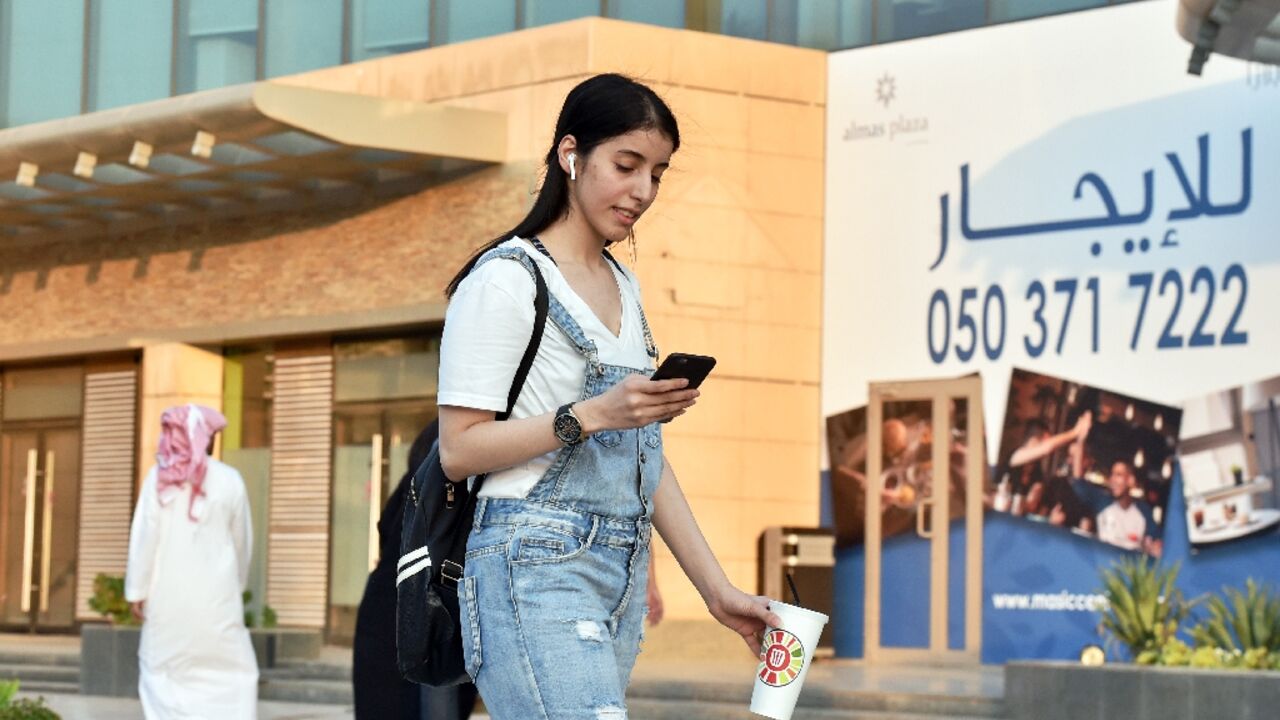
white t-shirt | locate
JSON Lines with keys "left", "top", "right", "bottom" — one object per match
{"left": 438, "top": 237, "right": 655, "bottom": 498}
{"left": 1097, "top": 502, "right": 1146, "bottom": 550}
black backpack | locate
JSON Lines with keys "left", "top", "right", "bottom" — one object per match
{"left": 396, "top": 255, "right": 548, "bottom": 687}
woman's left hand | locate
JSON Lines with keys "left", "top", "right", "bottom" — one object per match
{"left": 707, "top": 585, "right": 783, "bottom": 657}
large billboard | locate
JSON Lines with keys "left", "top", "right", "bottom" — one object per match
{"left": 823, "top": 0, "right": 1280, "bottom": 661}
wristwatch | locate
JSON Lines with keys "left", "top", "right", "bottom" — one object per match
{"left": 553, "top": 403, "right": 586, "bottom": 445}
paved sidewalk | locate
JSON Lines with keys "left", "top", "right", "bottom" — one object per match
{"left": 28, "top": 692, "right": 494, "bottom": 720}
{"left": 26, "top": 693, "right": 356, "bottom": 720}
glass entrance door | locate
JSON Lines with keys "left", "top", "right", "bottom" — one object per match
{"left": 1, "top": 427, "right": 81, "bottom": 631}
{"left": 864, "top": 377, "right": 984, "bottom": 663}
{"left": 328, "top": 402, "right": 434, "bottom": 644}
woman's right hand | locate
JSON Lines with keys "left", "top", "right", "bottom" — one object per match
{"left": 575, "top": 374, "right": 699, "bottom": 433}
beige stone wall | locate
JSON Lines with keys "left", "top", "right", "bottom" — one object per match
{"left": 0, "top": 18, "right": 826, "bottom": 622}
{"left": 138, "top": 343, "right": 224, "bottom": 488}
{"left": 279, "top": 18, "right": 827, "bottom": 621}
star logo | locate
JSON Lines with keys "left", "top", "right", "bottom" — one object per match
{"left": 875, "top": 73, "right": 896, "bottom": 108}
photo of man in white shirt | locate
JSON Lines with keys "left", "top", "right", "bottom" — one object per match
{"left": 1096, "top": 460, "right": 1150, "bottom": 553}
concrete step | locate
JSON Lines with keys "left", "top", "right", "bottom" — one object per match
{"left": 0, "top": 663, "right": 80, "bottom": 684}
{"left": 0, "top": 650, "right": 80, "bottom": 668}
{"left": 11, "top": 680, "right": 80, "bottom": 696}
{"left": 262, "top": 661, "right": 351, "bottom": 682}
{"left": 259, "top": 677, "right": 352, "bottom": 705}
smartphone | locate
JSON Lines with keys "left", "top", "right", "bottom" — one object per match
{"left": 650, "top": 352, "right": 717, "bottom": 389}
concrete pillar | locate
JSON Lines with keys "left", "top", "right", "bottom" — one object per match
{"left": 137, "top": 342, "right": 223, "bottom": 489}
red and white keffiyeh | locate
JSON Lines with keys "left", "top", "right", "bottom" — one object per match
{"left": 155, "top": 404, "right": 227, "bottom": 521}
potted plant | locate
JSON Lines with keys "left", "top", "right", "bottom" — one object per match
{"left": 1230, "top": 464, "right": 1244, "bottom": 485}
{"left": 1097, "top": 556, "right": 1196, "bottom": 663}
{"left": 1190, "top": 578, "right": 1280, "bottom": 670}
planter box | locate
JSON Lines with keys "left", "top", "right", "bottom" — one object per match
{"left": 1006, "top": 660, "right": 1280, "bottom": 720}
{"left": 80, "top": 623, "right": 140, "bottom": 698}
{"left": 82, "top": 624, "right": 324, "bottom": 697}
{"left": 249, "top": 627, "right": 322, "bottom": 668}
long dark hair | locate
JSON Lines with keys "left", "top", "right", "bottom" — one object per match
{"left": 445, "top": 73, "right": 680, "bottom": 297}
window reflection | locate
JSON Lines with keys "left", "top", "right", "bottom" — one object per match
{"left": 265, "top": 0, "right": 343, "bottom": 76}
{"left": 177, "top": 0, "right": 259, "bottom": 93}
{"left": 721, "top": 0, "right": 767, "bottom": 40}
{"left": 350, "top": 0, "right": 429, "bottom": 61}
{"left": 0, "top": 1, "right": 84, "bottom": 127}
{"left": 88, "top": 0, "right": 172, "bottom": 112}
{"left": 876, "top": 0, "right": 985, "bottom": 43}
{"left": 523, "top": 0, "right": 599, "bottom": 27}
{"left": 989, "top": 0, "right": 1105, "bottom": 23}
{"left": 608, "top": 0, "right": 685, "bottom": 29}
{"left": 436, "top": 0, "right": 517, "bottom": 44}
{"left": 774, "top": 1, "right": 873, "bottom": 49}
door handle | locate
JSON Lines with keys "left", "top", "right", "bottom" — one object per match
{"left": 368, "top": 433, "right": 383, "bottom": 572}
{"left": 20, "top": 449, "right": 37, "bottom": 613}
{"left": 40, "top": 451, "right": 55, "bottom": 613}
{"left": 916, "top": 495, "right": 934, "bottom": 539}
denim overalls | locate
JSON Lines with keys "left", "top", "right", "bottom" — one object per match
{"left": 460, "top": 247, "right": 663, "bottom": 720}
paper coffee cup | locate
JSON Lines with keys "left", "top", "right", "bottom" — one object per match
{"left": 749, "top": 600, "right": 829, "bottom": 720}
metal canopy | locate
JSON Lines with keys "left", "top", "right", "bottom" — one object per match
{"left": 0, "top": 82, "right": 507, "bottom": 242}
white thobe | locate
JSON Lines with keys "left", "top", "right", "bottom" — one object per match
{"left": 125, "top": 460, "right": 259, "bottom": 720}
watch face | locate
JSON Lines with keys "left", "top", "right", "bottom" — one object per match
{"left": 554, "top": 409, "right": 582, "bottom": 443}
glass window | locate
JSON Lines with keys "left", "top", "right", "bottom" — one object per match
{"left": 350, "top": 0, "right": 429, "bottom": 61}
{"left": 523, "top": 0, "right": 598, "bottom": 28}
{"left": 88, "top": 0, "right": 172, "bottom": 112}
{"left": 2, "top": 366, "right": 84, "bottom": 421}
{"left": 720, "top": 0, "right": 766, "bottom": 40}
{"left": 222, "top": 347, "right": 273, "bottom": 629}
{"left": 264, "top": 0, "right": 343, "bottom": 77}
{"left": 334, "top": 337, "right": 439, "bottom": 403}
{"left": 771, "top": 0, "right": 873, "bottom": 49}
{"left": 435, "top": 0, "right": 516, "bottom": 44}
{"left": 177, "top": 0, "right": 259, "bottom": 93}
{"left": 0, "top": 1, "right": 85, "bottom": 127}
{"left": 875, "top": 0, "right": 984, "bottom": 43}
{"left": 607, "top": 0, "right": 685, "bottom": 29}
{"left": 989, "top": 0, "right": 1105, "bottom": 23}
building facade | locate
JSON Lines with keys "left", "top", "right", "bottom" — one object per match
{"left": 0, "top": 16, "right": 827, "bottom": 642}
{"left": 0, "top": 0, "right": 1151, "bottom": 645}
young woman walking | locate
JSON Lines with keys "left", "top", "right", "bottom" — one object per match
{"left": 437, "top": 73, "right": 779, "bottom": 720}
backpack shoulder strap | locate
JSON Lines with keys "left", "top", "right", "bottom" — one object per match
{"left": 499, "top": 258, "right": 548, "bottom": 421}
{"left": 467, "top": 249, "right": 548, "bottom": 494}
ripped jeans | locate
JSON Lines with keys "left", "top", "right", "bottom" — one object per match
{"left": 461, "top": 498, "right": 650, "bottom": 720}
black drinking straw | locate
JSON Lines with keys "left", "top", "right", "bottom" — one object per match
{"left": 785, "top": 571, "right": 802, "bottom": 606}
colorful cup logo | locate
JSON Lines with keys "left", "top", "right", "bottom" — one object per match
{"left": 756, "top": 629, "right": 805, "bottom": 687}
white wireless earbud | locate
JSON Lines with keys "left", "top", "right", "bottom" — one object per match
{"left": 568, "top": 153, "right": 577, "bottom": 181}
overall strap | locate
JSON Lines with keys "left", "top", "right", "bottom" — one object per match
{"left": 528, "top": 239, "right": 657, "bottom": 362}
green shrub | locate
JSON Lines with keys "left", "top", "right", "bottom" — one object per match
{"left": 87, "top": 574, "right": 136, "bottom": 626}
{"left": 1158, "top": 637, "right": 1192, "bottom": 666}
{"left": 0, "top": 680, "right": 61, "bottom": 720}
{"left": 0, "top": 697, "right": 60, "bottom": 719}
{"left": 1189, "top": 645, "right": 1225, "bottom": 668}
{"left": 1098, "top": 557, "right": 1195, "bottom": 661}
{"left": 1190, "top": 579, "right": 1280, "bottom": 657}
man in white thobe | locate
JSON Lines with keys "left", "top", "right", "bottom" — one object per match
{"left": 125, "top": 404, "right": 258, "bottom": 719}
